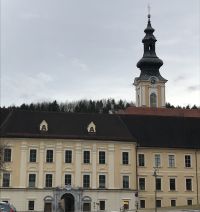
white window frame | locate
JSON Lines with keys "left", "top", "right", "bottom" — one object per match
{"left": 98, "top": 199, "right": 106, "bottom": 211}
{"left": 2, "top": 172, "right": 11, "bottom": 187}
{"left": 169, "top": 177, "right": 176, "bottom": 191}
{"left": 140, "top": 199, "right": 146, "bottom": 208}
{"left": 44, "top": 173, "right": 54, "bottom": 188}
{"left": 185, "top": 177, "right": 193, "bottom": 191}
{"left": 184, "top": 154, "right": 192, "bottom": 168}
{"left": 156, "top": 177, "right": 162, "bottom": 191}
{"left": 98, "top": 173, "right": 107, "bottom": 189}
{"left": 83, "top": 150, "right": 91, "bottom": 164}
{"left": 27, "top": 199, "right": 35, "bottom": 211}
{"left": 122, "top": 151, "right": 129, "bottom": 165}
{"left": 64, "top": 149, "right": 73, "bottom": 164}
{"left": 139, "top": 177, "right": 146, "bottom": 191}
{"left": 29, "top": 148, "right": 38, "bottom": 163}
{"left": 3, "top": 147, "right": 13, "bottom": 163}
{"left": 138, "top": 153, "right": 145, "bottom": 167}
{"left": 82, "top": 173, "right": 91, "bottom": 188}
{"left": 154, "top": 153, "right": 161, "bottom": 168}
{"left": 122, "top": 175, "right": 130, "bottom": 189}
{"left": 45, "top": 149, "right": 54, "bottom": 163}
{"left": 98, "top": 150, "right": 106, "bottom": 164}
{"left": 168, "top": 154, "right": 175, "bottom": 168}
{"left": 64, "top": 173, "right": 72, "bottom": 186}
{"left": 28, "top": 173, "right": 37, "bottom": 188}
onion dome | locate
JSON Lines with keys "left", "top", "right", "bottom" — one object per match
{"left": 136, "top": 14, "right": 166, "bottom": 82}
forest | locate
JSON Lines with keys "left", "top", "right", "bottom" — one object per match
{"left": 0, "top": 99, "right": 199, "bottom": 114}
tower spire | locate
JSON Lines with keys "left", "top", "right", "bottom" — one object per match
{"left": 133, "top": 12, "right": 167, "bottom": 108}
{"left": 136, "top": 11, "right": 165, "bottom": 80}
{"left": 147, "top": 3, "right": 151, "bottom": 19}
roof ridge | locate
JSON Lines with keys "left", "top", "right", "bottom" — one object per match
{"left": 14, "top": 109, "right": 117, "bottom": 117}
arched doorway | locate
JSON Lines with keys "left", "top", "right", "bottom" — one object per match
{"left": 82, "top": 196, "right": 92, "bottom": 212}
{"left": 61, "top": 193, "right": 75, "bottom": 212}
{"left": 44, "top": 196, "right": 53, "bottom": 212}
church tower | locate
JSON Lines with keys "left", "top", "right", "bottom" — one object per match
{"left": 134, "top": 12, "right": 167, "bottom": 108}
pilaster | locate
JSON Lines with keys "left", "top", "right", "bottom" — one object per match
{"left": 92, "top": 144, "right": 97, "bottom": 188}
{"left": 55, "top": 142, "right": 62, "bottom": 186}
{"left": 75, "top": 143, "right": 82, "bottom": 187}
{"left": 108, "top": 144, "right": 115, "bottom": 189}
{"left": 38, "top": 142, "right": 44, "bottom": 188}
{"left": 19, "top": 141, "right": 27, "bottom": 188}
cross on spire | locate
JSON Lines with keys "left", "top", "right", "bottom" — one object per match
{"left": 148, "top": 3, "right": 151, "bottom": 19}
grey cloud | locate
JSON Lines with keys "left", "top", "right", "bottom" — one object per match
{"left": 174, "top": 76, "right": 186, "bottom": 82}
{"left": 1, "top": 0, "right": 199, "bottom": 107}
{"left": 187, "top": 85, "right": 200, "bottom": 92}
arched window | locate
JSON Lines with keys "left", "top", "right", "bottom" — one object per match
{"left": 87, "top": 122, "right": 96, "bottom": 133}
{"left": 150, "top": 93, "right": 157, "bottom": 107}
{"left": 39, "top": 120, "right": 48, "bottom": 132}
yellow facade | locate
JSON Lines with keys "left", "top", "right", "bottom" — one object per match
{"left": 137, "top": 148, "right": 200, "bottom": 208}
{"left": 0, "top": 138, "right": 137, "bottom": 211}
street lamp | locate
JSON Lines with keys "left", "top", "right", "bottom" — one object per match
{"left": 152, "top": 167, "right": 158, "bottom": 212}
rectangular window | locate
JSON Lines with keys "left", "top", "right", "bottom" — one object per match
{"left": 28, "top": 200, "right": 34, "bottom": 211}
{"left": 169, "top": 178, "right": 176, "bottom": 191}
{"left": 29, "top": 149, "right": 37, "bottom": 162}
{"left": 171, "top": 200, "right": 176, "bottom": 207}
{"left": 156, "top": 178, "right": 161, "bottom": 191}
{"left": 138, "top": 154, "right": 145, "bottom": 167}
{"left": 122, "top": 152, "right": 129, "bottom": 165}
{"left": 139, "top": 178, "right": 145, "bottom": 190}
{"left": 4, "top": 148, "right": 11, "bottom": 162}
{"left": 2, "top": 173, "right": 10, "bottom": 187}
{"left": 99, "top": 151, "right": 105, "bottom": 164}
{"left": 186, "top": 178, "right": 192, "bottom": 191}
{"left": 140, "top": 200, "right": 145, "bottom": 208}
{"left": 185, "top": 155, "right": 191, "bottom": 168}
{"left": 65, "top": 174, "right": 71, "bottom": 185}
{"left": 99, "top": 201, "right": 105, "bottom": 210}
{"left": 46, "top": 150, "right": 53, "bottom": 163}
{"left": 65, "top": 150, "right": 72, "bottom": 163}
{"left": 83, "top": 175, "right": 90, "bottom": 188}
{"left": 168, "top": 155, "right": 175, "bottom": 168}
{"left": 123, "top": 176, "right": 129, "bottom": 189}
{"left": 187, "top": 199, "right": 192, "bottom": 205}
{"left": 123, "top": 200, "right": 129, "bottom": 210}
{"left": 83, "top": 151, "right": 90, "bottom": 164}
{"left": 99, "top": 175, "right": 106, "bottom": 188}
{"left": 29, "top": 174, "right": 36, "bottom": 187}
{"left": 45, "top": 174, "right": 52, "bottom": 187}
{"left": 156, "top": 200, "right": 161, "bottom": 208}
{"left": 155, "top": 154, "right": 161, "bottom": 167}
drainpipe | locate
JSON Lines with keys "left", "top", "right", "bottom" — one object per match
{"left": 195, "top": 149, "right": 199, "bottom": 205}
{"left": 135, "top": 142, "right": 139, "bottom": 211}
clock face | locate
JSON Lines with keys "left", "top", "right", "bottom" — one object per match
{"left": 151, "top": 78, "right": 156, "bottom": 84}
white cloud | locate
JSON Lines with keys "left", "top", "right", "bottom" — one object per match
{"left": 71, "top": 58, "right": 90, "bottom": 72}
{"left": 37, "top": 72, "right": 53, "bottom": 82}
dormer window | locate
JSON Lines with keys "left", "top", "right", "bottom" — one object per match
{"left": 39, "top": 120, "right": 48, "bottom": 132}
{"left": 87, "top": 122, "right": 96, "bottom": 134}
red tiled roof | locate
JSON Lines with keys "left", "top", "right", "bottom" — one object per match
{"left": 119, "top": 107, "right": 200, "bottom": 117}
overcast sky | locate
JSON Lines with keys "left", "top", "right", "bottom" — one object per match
{"left": 1, "top": 0, "right": 200, "bottom": 107}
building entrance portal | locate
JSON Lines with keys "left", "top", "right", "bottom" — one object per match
{"left": 61, "top": 193, "right": 75, "bottom": 212}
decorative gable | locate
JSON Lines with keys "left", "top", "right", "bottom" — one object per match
{"left": 87, "top": 121, "right": 96, "bottom": 133}
{"left": 39, "top": 120, "right": 48, "bottom": 132}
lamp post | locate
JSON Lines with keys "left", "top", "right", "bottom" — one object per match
{"left": 152, "top": 167, "right": 158, "bottom": 212}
